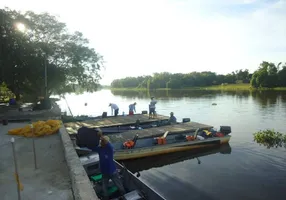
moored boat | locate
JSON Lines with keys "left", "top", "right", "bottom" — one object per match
{"left": 80, "top": 153, "right": 166, "bottom": 200}
{"left": 74, "top": 125, "right": 232, "bottom": 160}
{"left": 113, "top": 133, "right": 231, "bottom": 160}
{"left": 64, "top": 113, "right": 173, "bottom": 135}
{"left": 94, "top": 119, "right": 171, "bottom": 134}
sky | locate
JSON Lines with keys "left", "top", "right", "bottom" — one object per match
{"left": 1, "top": 0, "right": 286, "bottom": 85}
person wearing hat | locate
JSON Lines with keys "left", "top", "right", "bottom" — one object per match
{"left": 168, "top": 112, "right": 177, "bottom": 124}
{"left": 109, "top": 103, "right": 119, "bottom": 117}
{"left": 92, "top": 130, "right": 126, "bottom": 199}
{"left": 128, "top": 102, "right": 136, "bottom": 115}
{"left": 149, "top": 97, "right": 157, "bottom": 119}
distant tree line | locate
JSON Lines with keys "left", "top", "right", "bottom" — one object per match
{"left": 111, "top": 69, "right": 252, "bottom": 89}
{"left": 111, "top": 61, "right": 286, "bottom": 89}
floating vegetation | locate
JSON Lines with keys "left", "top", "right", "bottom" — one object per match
{"left": 253, "top": 129, "right": 286, "bottom": 149}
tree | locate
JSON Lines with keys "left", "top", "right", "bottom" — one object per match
{"left": 278, "top": 64, "right": 286, "bottom": 87}
{"left": 250, "top": 61, "right": 281, "bottom": 88}
{"left": 0, "top": 8, "right": 103, "bottom": 100}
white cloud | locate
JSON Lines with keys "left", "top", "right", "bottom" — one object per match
{"left": 1, "top": 0, "right": 286, "bottom": 84}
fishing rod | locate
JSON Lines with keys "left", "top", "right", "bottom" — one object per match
{"left": 61, "top": 94, "right": 74, "bottom": 117}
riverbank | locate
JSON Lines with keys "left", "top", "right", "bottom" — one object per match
{"left": 110, "top": 84, "right": 286, "bottom": 91}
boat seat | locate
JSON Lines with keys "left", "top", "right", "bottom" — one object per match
{"left": 97, "top": 185, "right": 118, "bottom": 197}
{"left": 91, "top": 174, "right": 102, "bottom": 182}
{"left": 91, "top": 174, "right": 119, "bottom": 196}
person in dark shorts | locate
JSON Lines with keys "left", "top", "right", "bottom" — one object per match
{"left": 149, "top": 97, "right": 157, "bottom": 118}
{"left": 109, "top": 103, "right": 119, "bottom": 116}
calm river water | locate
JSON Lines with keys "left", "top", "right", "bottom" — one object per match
{"left": 57, "top": 89, "right": 286, "bottom": 200}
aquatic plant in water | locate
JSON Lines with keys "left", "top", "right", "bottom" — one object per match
{"left": 253, "top": 129, "right": 286, "bottom": 149}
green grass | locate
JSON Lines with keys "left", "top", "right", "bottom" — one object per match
{"left": 110, "top": 84, "right": 286, "bottom": 91}
{"left": 199, "top": 83, "right": 252, "bottom": 90}
{"left": 110, "top": 87, "right": 148, "bottom": 91}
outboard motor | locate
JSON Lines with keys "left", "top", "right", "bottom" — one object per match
{"left": 76, "top": 127, "right": 100, "bottom": 149}
{"left": 182, "top": 118, "right": 191, "bottom": 123}
{"left": 220, "top": 126, "right": 232, "bottom": 135}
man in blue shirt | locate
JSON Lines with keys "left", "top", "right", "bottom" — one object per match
{"left": 92, "top": 131, "right": 126, "bottom": 199}
{"left": 168, "top": 112, "right": 177, "bottom": 124}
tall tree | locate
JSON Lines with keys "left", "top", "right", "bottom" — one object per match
{"left": 0, "top": 8, "right": 103, "bottom": 100}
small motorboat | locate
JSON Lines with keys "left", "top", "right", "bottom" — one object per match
{"left": 80, "top": 153, "right": 166, "bottom": 200}
{"left": 75, "top": 126, "right": 232, "bottom": 161}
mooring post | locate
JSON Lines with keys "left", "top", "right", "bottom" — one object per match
{"left": 31, "top": 124, "right": 37, "bottom": 169}
{"left": 11, "top": 137, "right": 22, "bottom": 200}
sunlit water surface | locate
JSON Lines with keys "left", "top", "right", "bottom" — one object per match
{"left": 56, "top": 89, "right": 286, "bottom": 200}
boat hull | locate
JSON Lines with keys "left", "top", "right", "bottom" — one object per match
{"left": 80, "top": 153, "right": 166, "bottom": 200}
{"left": 114, "top": 135, "right": 231, "bottom": 160}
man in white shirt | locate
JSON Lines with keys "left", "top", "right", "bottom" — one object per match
{"left": 109, "top": 103, "right": 119, "bottom": 116}
{"left": 128, "top": 102, "right": 136, "bottom": 115}
{"left": 149, "top": 97, "right": 157, "bottom": 119}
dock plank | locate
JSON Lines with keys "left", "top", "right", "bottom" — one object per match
{"left": 64, "top": 114, "right": 169, "bottom": 135}
{"left": 108, "top": 122, "right": 213, "bottom": 143}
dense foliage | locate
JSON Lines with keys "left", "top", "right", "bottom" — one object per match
{"left": 111, "top": 61, "right": 286, "bottom": 89}
{"left": 0, "top": 8, "right": 103, "bottom": 100}
{"left": 111, "top": 70, "right": 251, "bottom": 89}
{"left": 253, "top": 129, "right": 286, "bottom": 149}
{"left": 250, "top": 61, "right": 286, "bottom": 88}
{"left": 0, "top": 82, "right": 13, "bottom": 101}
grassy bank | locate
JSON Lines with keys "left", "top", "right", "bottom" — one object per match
{"left": 110, "top": 84, "right": 286, "bottom": 91}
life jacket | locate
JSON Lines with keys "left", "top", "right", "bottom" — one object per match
{"left": 156, "top": 137, "right": 167, "bottom": 145}
{"left": 123, "top": 140, "right": 135, "bottom": 149}
{"left": 203, "top": 130, "right": 212, "bottom": 136}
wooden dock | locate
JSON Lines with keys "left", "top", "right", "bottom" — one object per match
{"left": 64, "top": 114, "right": 169, "bottom": 135}
{"left": 108, "top": 122, "right": 213, "bottom": 143}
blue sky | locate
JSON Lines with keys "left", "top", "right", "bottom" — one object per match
{"left": 1, "top": 0, "right": 286, "bottom": 85}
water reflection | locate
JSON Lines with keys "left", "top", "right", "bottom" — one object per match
{"left": 121, "top": 144, "right": 231, "bottom": 173}
{"left": 250, "top": 90, "right": 282, "bottom": 108}
{"left": 58, "top": 89, "right": 286, "bottom": 200}
{"left": 111, "top": 89, "right": 286, "bottom": 109}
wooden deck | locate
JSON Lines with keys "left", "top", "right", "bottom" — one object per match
{"left": 108, "top": 122, "right": 213, "bottom": 143}
{"left": 64, "top": 114, "right": 169, "bottom": 135}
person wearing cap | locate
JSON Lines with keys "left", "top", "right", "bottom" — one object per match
{"left": 92, "top": 130, "right": 126, "bottom": 199}
{"left": 109, "top": 103, "right": 119, "bottom": 117}
{"left": 149, "top": 97, "right": 157, "bottom": 119}
{"left": 168, "top": 112, "right": 177, "bottom": 124}
{"left": 128, "top": 102, "right": 136, "bottom": 115}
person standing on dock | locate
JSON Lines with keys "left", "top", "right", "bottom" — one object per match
{"left": 92, "top": 130, "right": 126, "bottom": 199}
{"left": 149, "top": 97, "right": 157, "bottom": 119}
{"left": 128, "top": 102, "right": 136, "bottom": 115}
{"left": 109, "top": 103, "right": 119, "bottom": 116}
